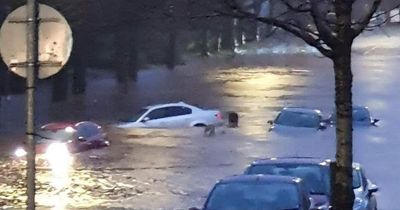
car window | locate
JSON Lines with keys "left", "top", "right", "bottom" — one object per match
{"left": 247, "top": 164, "right": 329, "bottom": 195}
{"left": 146, "top": 107, "right": 169, "bottom": 120}
{"left": 205, "top": 182, "right": 300, "bottom": 210}
{"left": 76, "top": 122, "right": 100, "bottom": 139}
{"left": 166, "top": 106, "right": 192, "bottom": 117}
{"left": 275, "top": 111, "right": 321, "bottom": 128}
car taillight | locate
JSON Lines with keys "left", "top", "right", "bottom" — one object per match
{"left": 216, "top": 112, "right": 223, "bottom": 120}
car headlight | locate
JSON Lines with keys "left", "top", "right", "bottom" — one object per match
{"left": 316, "top": 204, "right": 331, "bottom": 210}
{"left": 310, "top": 202, "right": 330, "bottom": 210}
{"left": 14, "top": 147, "right": 27, "bottom": 157}
{"left": 353, "top": 197, "right": 367, "bottom": 210}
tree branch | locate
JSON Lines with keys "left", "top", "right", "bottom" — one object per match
{"left": 218, "top": 7, "right": 333, "bottom": 57}
{"left": 310, "top": 0, "right": 337, "bottom": 47}
{"left": 352, "top": 0, "right": 382, "bottom": 37}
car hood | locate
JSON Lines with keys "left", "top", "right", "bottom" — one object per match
{"left": 114, "top": 121, "right": 144, "bottom": 128}
{"left": 270, "top": 124, "right": 320, "bottom": 135}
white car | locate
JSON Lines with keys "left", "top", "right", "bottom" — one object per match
{"left": 115, "top": 102, "right": 224, "bottom": 129}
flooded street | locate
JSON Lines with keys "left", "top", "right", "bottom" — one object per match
{"left": 1, "top": 44, "right": 400, "bottom": 209}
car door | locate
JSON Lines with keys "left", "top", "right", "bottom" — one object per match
{"left": 165, "top": 106, "right": 193, "bottom": 127}
{"left": 142, "top": 107, "right": 170, "bottom": 128}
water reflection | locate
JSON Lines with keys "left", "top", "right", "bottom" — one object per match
{"left": 207, "top": 67, "right": 310, "bottom": 140}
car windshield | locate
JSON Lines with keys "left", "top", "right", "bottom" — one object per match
{"left": 247, "top": 164, "right": 361, "bottom": 195}
{"left": 275, "top": 111, "right": 321, "bottom": 128}
{"left": 205, "top": 182, "right": 300, "bottom": 210}
{"left": 120, "top": 108, "right": 148, "bottom": 122}
{"left": 36, "top": 128, "right": 75, "bottom": 143}
{"left": 247, "top": 164, "right": 329, "bottom": 195}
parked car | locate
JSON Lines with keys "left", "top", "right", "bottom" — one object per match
{"left": 190, "top": 174, "right": 311, "bottom": 210}
{"left": 14, "top": 121, "right": 109, "bottom": 157}
{"left": 115, "top": 102, "right": 224, "bottom": 129}
{"left": 326, "top": 106, "right": 379, "bottom": 126}
{"left": 268, "top": 107, "right": 327, "bottom": 132}
{"left": 244, "top": 157, "right": 378, "bottom": 210}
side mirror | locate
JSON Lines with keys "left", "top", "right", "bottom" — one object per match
{"left": 141, "top": 117, "right": 150, "bottom": 123}
{"left": 371, "top": 119, "right": 379, "bottom": 126}
{"left": 78, "top": 136, "right": 86, "bottom": 142}
{"left": 267, "top": 120, "right": 273, "bottom": 125}
{"left": 368, "top": 183, "right": 379, "bottom": 194}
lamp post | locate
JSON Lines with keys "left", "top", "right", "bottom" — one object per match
{"left": 26, "top": 0, "right": 39, "bottom": 209}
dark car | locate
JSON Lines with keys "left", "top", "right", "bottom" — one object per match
{"left": 244, "top": 157, "right": 378, "bottom": 210}
{"left": 190, "top": 174, "right": 311, "bottom": 210}
{"left": 326, "top": 106, "right": 379, "bottom": 126}
{"left": 14, "top": 121, "right": 109, "bottom": 157}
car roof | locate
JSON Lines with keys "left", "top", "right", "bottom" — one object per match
{"left": 218, "top": 174, "right": 301, "bottom": 185}
{"left": 41, "top": 122, "right": 77, "bottom": 130}
{"left": 251, "top": 157, "right": 330, "bottom": 166}
{"left": 250, "top": 157, "right": 362, "bottom": 170}
{"left": 144, "top": 101, "right": 192, "bottom": 109}
{"left": 282, "top": 107, "right": 322, "bottom": 115}
{"left": 331, "top": 105, "right": 369, "bottom": 112}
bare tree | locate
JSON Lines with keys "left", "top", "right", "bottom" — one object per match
{"left": 213, "top": 0, "right": 386, "bottom": 209}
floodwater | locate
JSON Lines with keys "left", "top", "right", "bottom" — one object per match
{"left": 1, "top": 34, "right": 399, "bottom": 209}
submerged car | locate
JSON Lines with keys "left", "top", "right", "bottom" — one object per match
{"left": 244, "top": 157, "right": 378, "bottom": 210}
{"left": 190, "top": 174, "right": 311, "bottom": 210}
{"left": 268, "top": 107, "right": 327, "bottom": 132}
{"left": 115, "top": 102, "right": 224, "bottom": 129}
{"left": 14, "top": 121, "right": 109, "bottom": 157}
{"left": 326, "top": 106, "right": 379, "bottom": 126}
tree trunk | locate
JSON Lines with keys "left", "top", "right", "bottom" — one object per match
{"left": 71, "top": 34, "right": 87, "bottom": 95}
{"left": 208, "top": 27, "right": 220, "bottom": 53}
{"left": 331, "top": 46, "right": 355, "bottom": 210}
{"left": 220, "top": 17, "right": 235, "bottom": 52}
{"left": 200, "top": 28, "right": 209, "bottom": 57}
{"left": 235, "top": 19, "right": 244, "bottom": 46}
{"left": 115, "top": 31, "right": 130, "bottom": 90}
{"left": 52, "top": 68, "right": 69, "bottom": 102}
{"left": 166, "top": 29, "right": 177, "bottom": 70}
{"left": 72, "top": 52, "right": 87, "bottom": 95}
{"left": 243, "top": 19, "right": 257, "bottom": 42}
{"left": 128, "top": 30, "right": 139, "bottom": 81}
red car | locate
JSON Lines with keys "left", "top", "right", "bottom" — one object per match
{"left": 15, "top": 121, "right": 109, "bottom": 157}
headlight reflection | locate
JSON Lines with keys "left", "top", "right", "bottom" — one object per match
{"left": 45, "top": 143, "right": 72, "bottom": 175}
{"left": 45, "top": 143, "right": 73, "bottom": 210}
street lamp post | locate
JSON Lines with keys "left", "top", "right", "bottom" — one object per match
{"left": 26, "top": 0, "right": 39, "bottom": 209}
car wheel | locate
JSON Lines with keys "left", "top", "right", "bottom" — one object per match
{"left": 193, "top": 123, "right": 206, "bottom": 127}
